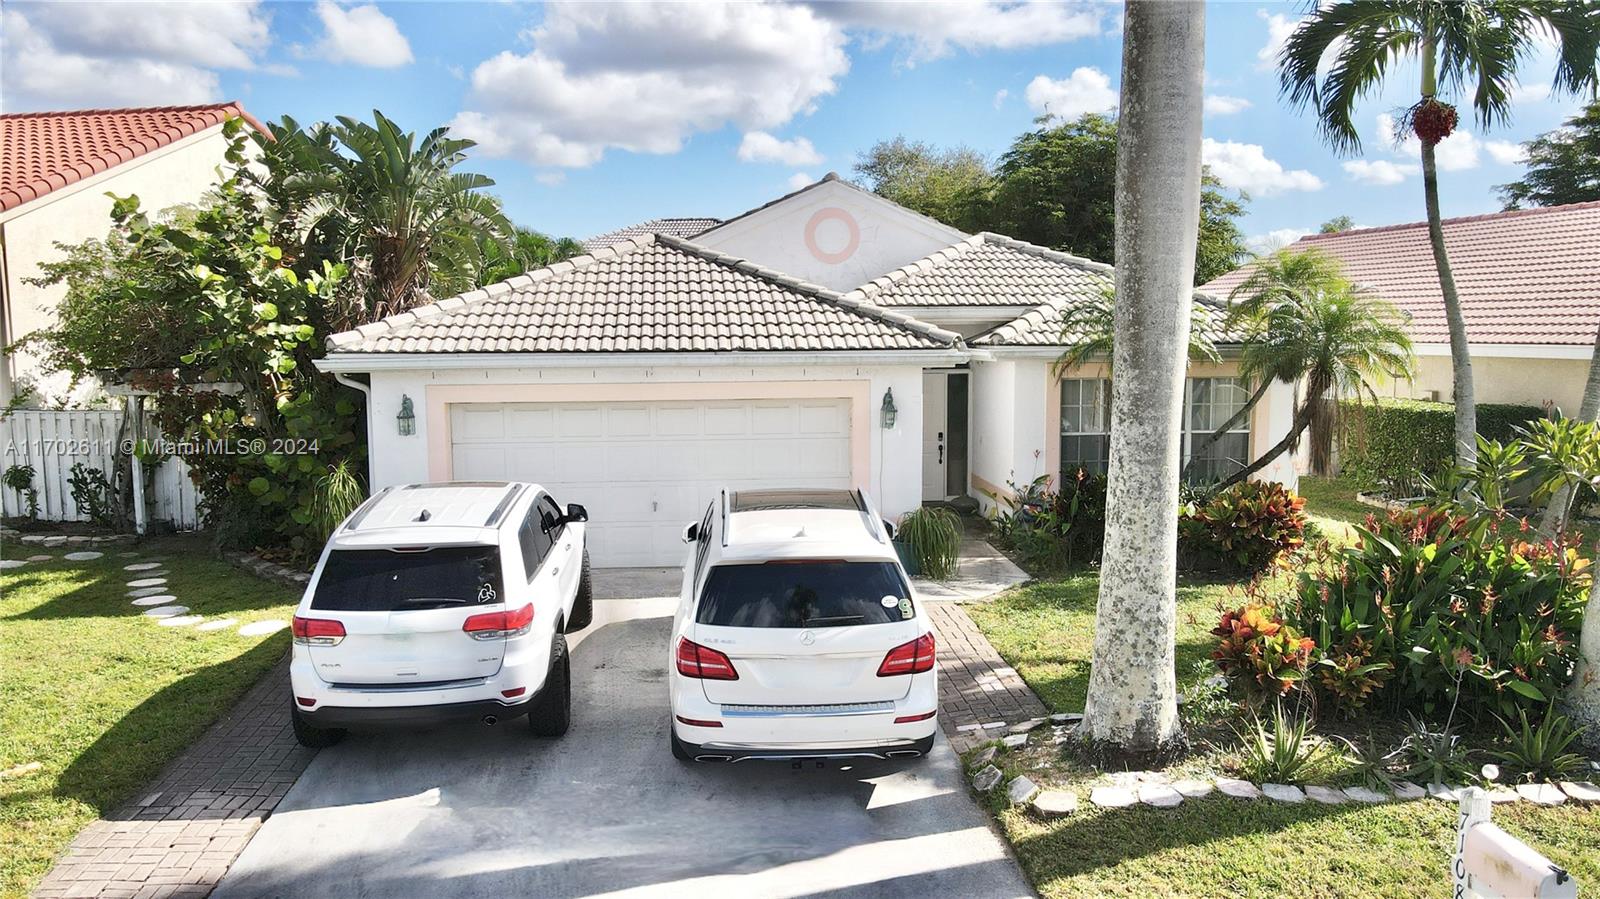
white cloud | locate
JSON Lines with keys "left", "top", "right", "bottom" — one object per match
{"left": 314, "top": 1, "right": 413, "bottom": 68}
{"left": 1511, "top": 81, "right": 1551, "bottom": 104}
{"left": 1342, "top": 159, "right": 1419, "bottom": 186}
{"left": 1485, "top": 139, "right": 1527, "bottom": 166}
{"left": 1246, "top": 228, "right": 1312, "bottom": 254}
{"left": 1201, "top": 138, "right": 1324, "bottom": 196}
{"left": 813, "top": 1, "right": 1103, "bottom": 67}
{"left": 451, "top": 2, "right": 849, "bottom": 168}
{"left": 535, "top": 171, "right": 567, "bottom": 187}
{"left": 993, "top": 88, "right": 1009, "bottom": 109}
{"left": 1024, "top": 67, "right": 1118, "bottom": 119}
{"left": 1256, "top": 10, "right": 1302, "bottom": 72}
{"left": 1375, "top": 113, "right": 1481, "bottom": 171}
{"left": 1204, "top": 95, "right": 1252, "bottom": 116}
{"left": 787, "top": 171, "right": 816, "bottom": 191}
{"left": 737, "top": 132, "right": 823, "bottom": 166}
{"left": 1, "top": 2, "right": 271, "bottom": 110}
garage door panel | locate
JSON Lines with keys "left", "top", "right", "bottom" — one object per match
{"left": 450, "top": 397, "right": 853, "bottom": 566}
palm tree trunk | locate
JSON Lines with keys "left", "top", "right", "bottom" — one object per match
{"left": 1181, "top": 377, "right": 1272, "bottom": 478}
{"left": 1539, "top": 320, "right": 1600, "bottom": 535}
{"left": 1080, "top": 0, "right": 1204, "bottom": 754}
{"left": 1216, "top": 391, "right": 1318, "bottom": 490}
{"left": 1559, "top": 323, "right": 1600, "bottom": 729}
{"left": 1419, "top": 41, "right": 1477, "bottom": 470}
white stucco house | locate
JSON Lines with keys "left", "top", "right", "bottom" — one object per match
{"left": 320, "top": 174, "right": 1297, "bottom": 567}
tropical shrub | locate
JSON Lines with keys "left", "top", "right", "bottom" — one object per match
{"left": 1284, "top": 508, "right": 1588, "bottom": 719}
{"left": 1492, "top": 708, "right": 1588, "bottom": 784}
{"left": 896, "top": 506, "right": 962, "bottom": 580}
{"left": 1338, "top": 397, "right": 1544, "bottom": 495}
{"left": 1333, "top": 733, "right": 1404, "bottom": 790}
{"left": 986, "top": 469, "right": 1106, "bottom": 570}
{"left": 1178, "top": 480, "right": 1308, "bottom": 575}
{"left": 1398, "top": 713, "right": 1476, "bottom": 786}
{"left": 1237, "top": 705, "right": 1328, "bottom": 783}
{"left": 67, "top": 463, "right": 122, "bottom": 529}
{"left": 2, "top": 464, "right": 38, "bottom": 519}
{"left": 1210, "top": 604, "right": 1316, "bottom": 702}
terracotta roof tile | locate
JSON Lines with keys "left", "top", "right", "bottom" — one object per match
{"left": 1200, "top": 201, "right": 1600, "bottom": 347}
{"left": 0, "top": 103, "right": 265, "bottom": 213}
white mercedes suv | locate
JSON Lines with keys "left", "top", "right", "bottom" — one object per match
{"left": 667, "top": 488, "right": 938, "bottom": 762}
{"left": 289, "top": 481, "right": 591, "bottom": 747}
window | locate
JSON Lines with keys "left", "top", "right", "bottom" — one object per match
{"left": 693, "top": 502, "right": 714, "bottom": 576}
{"left": 537, "top": 494, "right": 564, "bottom": 540}
{"left": 518, "top": 505, "right": 552, "bottom": 580}
{"left": 1059, "top": 378, "right": 1111, "bottom": 475}
{"left": 1185, "top": 377, "right": 1252, "bottom": 482}
{"left": 695, "top": 562, "right": 913, "bottom": 628}
{"left": 311, "top": 547, "right": 504, "bottom": 611}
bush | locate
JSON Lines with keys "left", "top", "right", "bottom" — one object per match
{"left": 986, "top": 470, "right": 1106, "bottom": 570}
{"left": 1339, "top": 397, "right": 1545, "bottom": 494}
{"left": 1179, "top": 481, "right": 1308, "bottom": 576}
{"left": 1283, "top": 508, "right": 1588, "bottom": 720}
{"left": 1210, "top": 604, "right": 1316, "bottom": 702}
{"left": 896, "top": 506, "right": 962, "bottom": 579}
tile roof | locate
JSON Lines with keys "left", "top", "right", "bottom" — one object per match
{"left": 853, "top": 232, "right": 1241, "bottom": 347}
{"left": 327, "top": 234, "right": 961, "bottom": 355}
{"left": 579, "top": 217, "right": 722, "bottom": 252}
{"left": 694, "top": 171, "right": 967, "bottom": 244}
{"left": 1, "top": 103, "right": 265, "bottom": 214}
{"left": 1199, "top": 201, "right": 1600, "bottom": 347}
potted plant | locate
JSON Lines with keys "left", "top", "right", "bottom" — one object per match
{"left": 895, "top": 506, "right": 961, "bottom": 580}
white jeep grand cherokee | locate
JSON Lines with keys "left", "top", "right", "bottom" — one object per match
{"left": 289, "top": 481, "right": 591, "bottom": 747}
{"left": 668, "top": 487, "right": 938, "bottom": 762}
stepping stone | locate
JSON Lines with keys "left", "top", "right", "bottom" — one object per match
{"left": 1558, "top": 781, "right": 1600, "bottom": 803}
{"left": 968, "top": 746, "right": 997, "bottom": 771}
{"left": 972, "top": 765, "right": 1003, "bottom": 792}
{"left": 1262, "top": 783, "right": 1305, "bottom": 803}
{"left": 1486, "top": 788, "right": 1520, "bottom": 804}
{"left": 1304, "top": 785, "right": 1346, "bottom": 805}
{"left": 142, "top": 605, "right": 189, "bottom": 619}
{"left": 124, "top": 562, "right": 161, "bottom": 571}
{"left": 42, "top": 536, "right": 66, "bottom": 547}
{"left": 1007, "top": 776, "right": 1040, "bottom": 805}
{"left": 127, "top": 577, "right": 167, "bottom": 588}
{"left": 1343, "top": 786, "right": 1389, "bottom": 803}
{"left": 1002, "top": 734, "right": 1028, "bottom": 749}
{"left": 1480, "top": 764, "right": 1503, "bottom": 783}
{"left": 0, "top": 559, "right": 27, "bottom": 569}
{"left": 1139, "top": 784, "right": 1183, "bottom": 808}
{"left": 1215, "top": 778, "right": 1262, "bottom": 799}
{"left": 1031, "top": 790, "right": 1078, "bottom": 818}
{"left": 132, "top": 595, "right": 177, "bottom": 606}
{"left": 1009, "top": 719, "right": 1045, "bottom": 734}
{"left": 19, "top": 535, "right": 46, "bottom": 544}
{"left": 1427, "top": 783, "right": 1463, "bottom": 801}
{"left": 238, "top": 620, "right": 288, "bottom": 637}
{"left": 956, "top": 723, "right": 983, "bottom": 733}
{"left": 128, "top": 587, "right": 167, "bottom": 598}
{"left": 27, "top": 555, "right": 52, "bottom": 562}
{"left": 1089, "top": 786, "right": 1138, "bottom": 808}
{"left": 158, "top": 615, "right": 204, "bottom": 628}
{"left": 980, "top": 721, "right": 1007, "bottom": 731}
{"left": 1517, "top": 784, "right": 1566, "bottom": 807}
{"left": 2, "top": 761, "right": 43, "bottom": 779}
{"left": 1049, "top": 712, "right": 1084, "bottom": 724}
{"left": 1391, "top": 781, "right": 1427, "bottom": 801}
{"left": 1052, "top": 730, "right": 1078, "bottom": 745}
{"left": 118, "top": 551, "right": 140, "bottom": 558}
{"left": 1172, "top": 779, "right": 1214, "bottom": 799}
{"left": 196, "top": 618, "right": 238, "bottom": 632}
{"left": 62, "top": 551, "right": 103, "bottom": 561}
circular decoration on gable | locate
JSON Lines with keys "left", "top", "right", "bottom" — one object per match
{"left": 803, "top": 207, "right": 861, "bottom": 265}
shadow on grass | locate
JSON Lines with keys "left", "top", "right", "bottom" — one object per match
{"left": 2, "top": 545, "right": 295, "bottom": 623}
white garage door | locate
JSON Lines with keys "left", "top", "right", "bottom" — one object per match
{"left": 450, "top": 398, "right": 854, "bottom": 567}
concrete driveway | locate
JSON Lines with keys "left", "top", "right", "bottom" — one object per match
{"left": 212, "top": 571, "right": 1033, "bottom": 899}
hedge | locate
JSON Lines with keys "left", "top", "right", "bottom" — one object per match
{"left": 1338, "top": 397, "right": 1545, "bottom": 493}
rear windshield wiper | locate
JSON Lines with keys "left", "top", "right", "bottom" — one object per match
{"left": 396, "top": 597, "right": 469, "bottom": 606}
{"left": 803, "top": 615, "right": 864, "bottom": 626}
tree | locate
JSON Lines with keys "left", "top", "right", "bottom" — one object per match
{"left": 1079, "top": 0, "right": 1205, "bottom": 755}
{"left": 1497, "top": 100, "right": 1600, "bottom": 209}
{"left": 1051, "top": 287, "right": 1221, "bottom": 377}
{"left": 1279, "top": 0, "right": 1600, "bottom": 473}
{"left": 1319, "top": 215, "right": 1356, "bottom": 233}
{"left": 1214, "top": 256, "right": 1415, "bottom": 490}
{"left": 852, "top": 137, "right": 994, "bottom": 233}
{"left": 473, "top": 227, "right": 584, "bottom": 287}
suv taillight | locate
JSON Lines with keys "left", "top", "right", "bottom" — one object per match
{"left": 877, "top": 632, "right": 936, "bottom": 676}
{"left": 675, "top": 638, "right": 739, "bottom": 680}
{"left": 292, "top": 616, "right": 346, "bottom": 646}
{"left": 463, "top": 603, "right": 534, "bottom": 640}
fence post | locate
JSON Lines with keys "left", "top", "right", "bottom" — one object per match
{"left": 1455, "top": 786, "right": 1577, "bottom": 899}
{"left": 126, "top": 395, "right": 147, "bottom": 536}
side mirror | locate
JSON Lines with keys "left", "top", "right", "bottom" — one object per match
{"left": 682, "top": 521, "right": 700, "bottom": 544}
{"left": 882, "top": 519, "right": 897, "bottom": 541}
{"left": 565, "top": 503, "right": 589, "bottom": 524}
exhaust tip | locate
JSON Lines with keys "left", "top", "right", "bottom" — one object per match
{"left": 481, "top": 715, "right": 499, "bottom": 726}
{"left": 887, "top": 750, "right": 922, "bottom": 758}
{"left": 695, "top": 754, "right": 733, "bottom": 762}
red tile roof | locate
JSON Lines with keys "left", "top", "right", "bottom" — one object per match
{"left": 1200, "top": 201, "right": 1600, "bottom": 347}
{"left": 1, "top": 103, "right": 266, "bottom": 214}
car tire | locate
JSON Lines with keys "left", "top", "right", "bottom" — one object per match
{"left": 291, "top": 701, "right": 347, "bottom": 748}
{"left": 529, "top": 634, "right": 572, "bottom": 737}
{"left": 670, "top": 728, "right": 694, "bottom": 762}
{"left": 565, "top": 551, "right": 594, "bottom": 634}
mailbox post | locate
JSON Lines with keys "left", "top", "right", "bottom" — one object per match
{"left": 1453, "top": 787, "right": 1576, "bottom": 899}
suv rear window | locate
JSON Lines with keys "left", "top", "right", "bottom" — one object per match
{"left": 311, "top": 547, "right": 504, "bottom": 612}
{"left": 695, "top": 561, "right": 912, "bottom": 628}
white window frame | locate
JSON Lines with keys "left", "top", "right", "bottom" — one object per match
{"left": 1058, "top": 377, "right": 1112, "bottom": 475}
{"left": 1182, "top": 376, "right": 1253, "bottom": 481}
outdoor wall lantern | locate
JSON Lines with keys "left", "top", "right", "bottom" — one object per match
{"left": 397, "top": 395, "right": 416, "bottom": 436}
{"left": 881, "top": 388, "right": 897, "bottom": 430}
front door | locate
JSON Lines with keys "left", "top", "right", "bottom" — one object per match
{"left": 922, "top": 372, "right": 947, "bottom": 501}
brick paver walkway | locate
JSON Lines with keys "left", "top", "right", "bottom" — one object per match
{"left": 927, "top": 602, "right": 1050, "bottom": 752}
{"left": 34, "top": 656, "right": 313, "bottom": 899}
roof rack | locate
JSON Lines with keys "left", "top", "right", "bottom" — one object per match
{"left": 855, "top": 487, "right": 890, "bottom": 544}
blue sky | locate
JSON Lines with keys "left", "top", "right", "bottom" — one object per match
{"left": 3, "top": 1, "right": 1587, "bottom": 250}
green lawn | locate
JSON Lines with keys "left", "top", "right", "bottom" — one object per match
{"left": 965, "top": 574, "right": 1600, "bottom": 898}
{"left": 1297, "top": 474, "right": 1373, "bottom": 544}
{"left": 0, "top": 536, "right": 299, "bottom": 898}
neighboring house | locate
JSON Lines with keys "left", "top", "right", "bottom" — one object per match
{"left": 321, "top": 173, "right": 1297, "bottom": 567}
{"left": 1202, "top": 201, "right": 1600, "bottom": 415}
{"left": 580, "top": 217, "right": 723, "bottom": 253}
{"left": 0, "top": 103, "right": 265, "bottom": 406}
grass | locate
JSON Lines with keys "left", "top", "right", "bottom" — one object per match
{"left": 964, "top": 566, "right": 1600, "bottom": 898}
{"left": 1297, "top": 474, "right": 1373, "bottom": 545}
{"left": 0, "top": 536, "right": 298, "bottom": 898}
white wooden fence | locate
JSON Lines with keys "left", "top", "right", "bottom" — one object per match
{"left": 0, "top": 409, "right": 201, "bottom": 528}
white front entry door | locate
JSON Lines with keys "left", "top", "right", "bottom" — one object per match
{"left": 449, "top": 398, "right": 853, "bottom": 567}
{"left": 922, "top": 372, "right": 947, "bottom": 501}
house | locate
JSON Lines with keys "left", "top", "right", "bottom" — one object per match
{"left": 1201, "top": 201, "right": 1600, "bottom": 415}
{"left": 319, "top": 174, "right": 1297, "bottom": 567}
{"left": 0, "top": 103, "right": 265, "bottom": 406}
{"left": 581, "top": 217, "right": 723, "bottom": 253}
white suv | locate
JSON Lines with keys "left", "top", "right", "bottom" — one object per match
{"left": 668, "top": 488, "right": 938, "bottom": 762}
{"left": 289, "top": 481, "right": 591, "bottom": 747}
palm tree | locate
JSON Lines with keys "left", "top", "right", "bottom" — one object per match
{"left": 1078, "top": 0, "right": 1205, "bottom": 754}
{"left": 1538, "top": 320, "right": 1600, "bottom": 535}
{"left": 1051, "top": 287, "right": 1222, "bottom": 374}
{"left": 1215, "top": 271, "right": 1415, "bottom": 489}
{"left": 1278, "top": 1, "right": 1600, "bottom": 472}
{"left": 473, "top": 227, "right": 584, "bottom": 288}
